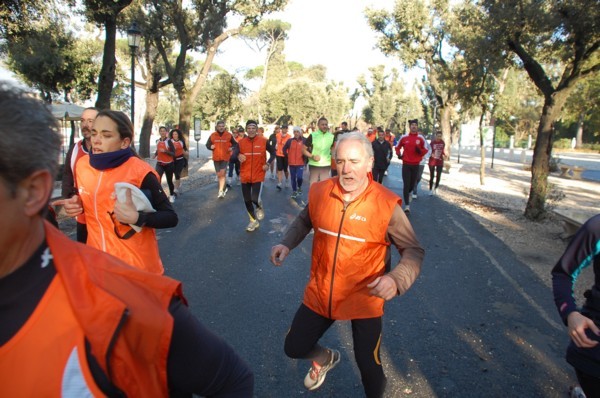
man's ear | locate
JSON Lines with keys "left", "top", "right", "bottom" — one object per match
{"left": 19, "top": 170, "right": 53, "bottom": 217}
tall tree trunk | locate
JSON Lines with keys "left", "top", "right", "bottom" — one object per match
{"left": 440, "top": 105, "right": 452, "bottom": 157}
{"left": 575, "top": 111, "right": 585, "bottom": 149}
{"left": 177, "top": 28, "right": 240, "bottom": 141}
{"left": 95, "top": 17, "right": 117, "bottom": 109}
{"left": 478, "top": 111, "right": 486, "bottom": 185}
{"left": 524, "top": 92, "right": 568, "bottom": 220}
{"left": 139, "top": 90, "right": 159, "bottom": 158}
{"left": 177, "top": 89, "right": 192, "bottom": 143}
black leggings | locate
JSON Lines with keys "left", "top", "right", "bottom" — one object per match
{"left": 576, "top": 368, "right": 600, "bottom": 397}
{"left": 156, "top": 162, "right": 175, "bottom": 195}
{"left": 284, "top": 304, "right": 386, "bottom": 398}
{"left": 429, "top": 164, "right": 443, "bottom": 190}
{"left": 372, "top": 168, "right": 386, "bottom": 184}
{"left": 402, "top": 164, "right": 419, "bottom": 205}
{"left": 174, "top": 158, "right": 186, "bottom": 180}
{"left": 241, "top": 182, "right": 262, "bottom": 220}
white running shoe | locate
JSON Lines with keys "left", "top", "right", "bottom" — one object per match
{"left": 433, "top": 187, "right": 437, "bottom": 195}
{"left": 246, "top": 220, "right": 259, "bottom": 232}
{"left": 404, "top": 205, "right": 411, "bottom": 215}
{"left": 256, "top": 207, "right": 265, "bottom": 221}
{"left": 429, "top": 189, "right": 434, "bottom": 196}
{"left": 217, "top": 191, "right": 224, "bottom": 198}
{"left": 303, "top": 349, "right": 341, "bottom": 391}
{"left": 284, "top": 179, "right": 289, "bottom": 188}
{"left": 169, "top": 195, "right": 175, "bottom": 203}
{"left": 412, "top": 193, "right": 417, "bottom": 199}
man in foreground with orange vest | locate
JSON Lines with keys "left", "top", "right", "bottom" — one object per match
{"left": 206, "top": 120, "right": 238, "bottom": 198}
{"left": 0, "top": 83, "right": 254, "bottom": 397}
{"left": 270, "top": 132, "right": 424, "bottom": 397}
{"left": 61, "top": 106, "right": 98, "bottom": 242}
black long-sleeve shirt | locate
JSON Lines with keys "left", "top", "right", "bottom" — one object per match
{"left": 134, "top": 172, "right": 178, "bottom": 229}
{"left": 0, "top": 242, "right": 254, "bottom": 397}
{"left": 552, "top": 214, "right": 600, "bottom": 325}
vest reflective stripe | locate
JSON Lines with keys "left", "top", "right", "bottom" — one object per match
{"left": 317, "top": 227, "right": 366, "bottom": 243}
{"left": 0, "top": 277, "right": 104, "bottom": 397}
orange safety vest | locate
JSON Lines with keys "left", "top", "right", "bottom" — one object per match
{"left": 287, "top": 138, "right": 305, "bottom": 167}
{"left": 209, "top": 131, "right": 234, "bottom": 162}
{"left": 305, "top": 177, "right": 400, "bottom": 320}
{"left": 275, "top": 132, "right": 291, "bottom": 157}
{"left": 76, "top": 156, "right": 165, "bottom": 274}
{"left": 70, "top": 140, "right": 89, "bottom": 224}
{"left": 239, "top": 135, "right": 268, "bottom": 184}
{"left": 172, "top": 139, "right": 185, "bottom": 158}
{"left": 156, "top": 139, "right": 174, "bottom": 164}
{"left": 0, "top": 223, "right": 183, "bottom": 397}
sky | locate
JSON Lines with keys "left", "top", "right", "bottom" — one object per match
{"left": 0, "top": 0, "right": 421, "bottom": 94}
{"left": 216, "top": 0, "right": 420, "bottom": 92}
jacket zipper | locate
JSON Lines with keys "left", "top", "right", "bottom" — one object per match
{"left": 328, "top": 201, "right": 350, "bottom": 318}
{"left": 94, "top": 171, "right": 106, "bottom": 251}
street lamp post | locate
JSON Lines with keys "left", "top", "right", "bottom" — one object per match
{"left": 127, "top": 22, "right": 142, "bottom": 129}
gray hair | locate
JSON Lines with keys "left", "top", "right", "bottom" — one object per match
{"left": 0, "top": 82, "right": 60, "bottom": 195}
{"left": 334, "top": 131, "right": 374, "bottom": 159}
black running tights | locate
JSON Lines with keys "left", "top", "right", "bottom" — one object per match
{"left": 241, "top": 182, "right": 261, "bottom": 220}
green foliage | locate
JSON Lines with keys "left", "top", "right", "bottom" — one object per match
{"left": 193, "top": 72, "right": 246, "bottom": 123}
{"left": 358, "top": 65, "right": 411, "bottom": 132}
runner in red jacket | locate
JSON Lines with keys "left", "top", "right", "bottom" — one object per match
{"left": 395, "top": 119, "right": 427, "bottom": 214}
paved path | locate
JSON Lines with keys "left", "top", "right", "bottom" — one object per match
{"left": 154, "top": 163, "right": 579, "bottom": 397}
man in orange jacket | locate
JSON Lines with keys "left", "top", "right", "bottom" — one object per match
{"left": 235, "top": 120, "right": 274, "bottom": 232}
{"left": 206, "top": 120, "right": 238, "bottom": 198}
{"left": 270, "top": 132, "right": 424, "bottom": 397}
{"left": 0, "top": 83, "right": 253, "bottom": 397}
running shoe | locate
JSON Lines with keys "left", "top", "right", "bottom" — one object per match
{"left": 246, "top": 220, "right": 259, "bottom": 232}
{"left": 224, "top": 186, "right": 229, "bottom": 195}
{"left": 169, "top": 195, "right": 175, "bottom": 203}
{"left": 429, "top": 189, "right": 434, "bottom": 196}
{"left": 217, "top": 191, "right": 224, "bottom": 198}
{"left": 291, "top": 191, "right": 298, "bottom": 199}
{"left": 404, "top": 205, "right": 410, "bottom": 215}
{"left": 412, "top": 193, "right": 418, "bottom": 199}
{"left": 256, "top": 207, "right": 265, "bottom": 221}
{"left": 284, "top": 179, "right": 289, "bottom": 188}
{"left": 276, "top": 183, "right": 282, "bottom": 191}
{"left": 303, "top": 349, "right": 340, "bottom": 391}
{"left": 297, "top": 188, "right": 302, "bottom": 195}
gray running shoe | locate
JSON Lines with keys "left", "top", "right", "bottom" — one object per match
{"left": 303, "top": 349, "right": 341, "bottom": 391}
{"left": 246, "top": 220, "right": 259, "bottom": 232}
{"left": 256, "top": 207, "right": 265, "bottom": 221}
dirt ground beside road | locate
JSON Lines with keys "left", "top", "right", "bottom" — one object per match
{"left": 431, "top": 157, "right": 599, "bottom": 295}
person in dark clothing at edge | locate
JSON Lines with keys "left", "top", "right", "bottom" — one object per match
{"left": 552, "top": 214, "right": 600, "bottom": 398}
{"left": 371, "top": 127, "right": 393, "bottom": 184}
{"left": 0, "top": 82, "right": 253, "bottom": 397}
{"left": 395, "top": 119, "right": 427, "bottom": 215}
{"left": 60, "top": 106, "right": 98, "bottom": 242}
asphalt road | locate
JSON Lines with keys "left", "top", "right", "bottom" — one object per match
{"left": 156, "top": 163, "right": 576, "bottom": 398}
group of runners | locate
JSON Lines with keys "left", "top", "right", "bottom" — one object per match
{"left": 45, "top": 103, "right": 440, "bottom": 396}
{"left": 203, "top": 117, "right": 449, "bottom": 231}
